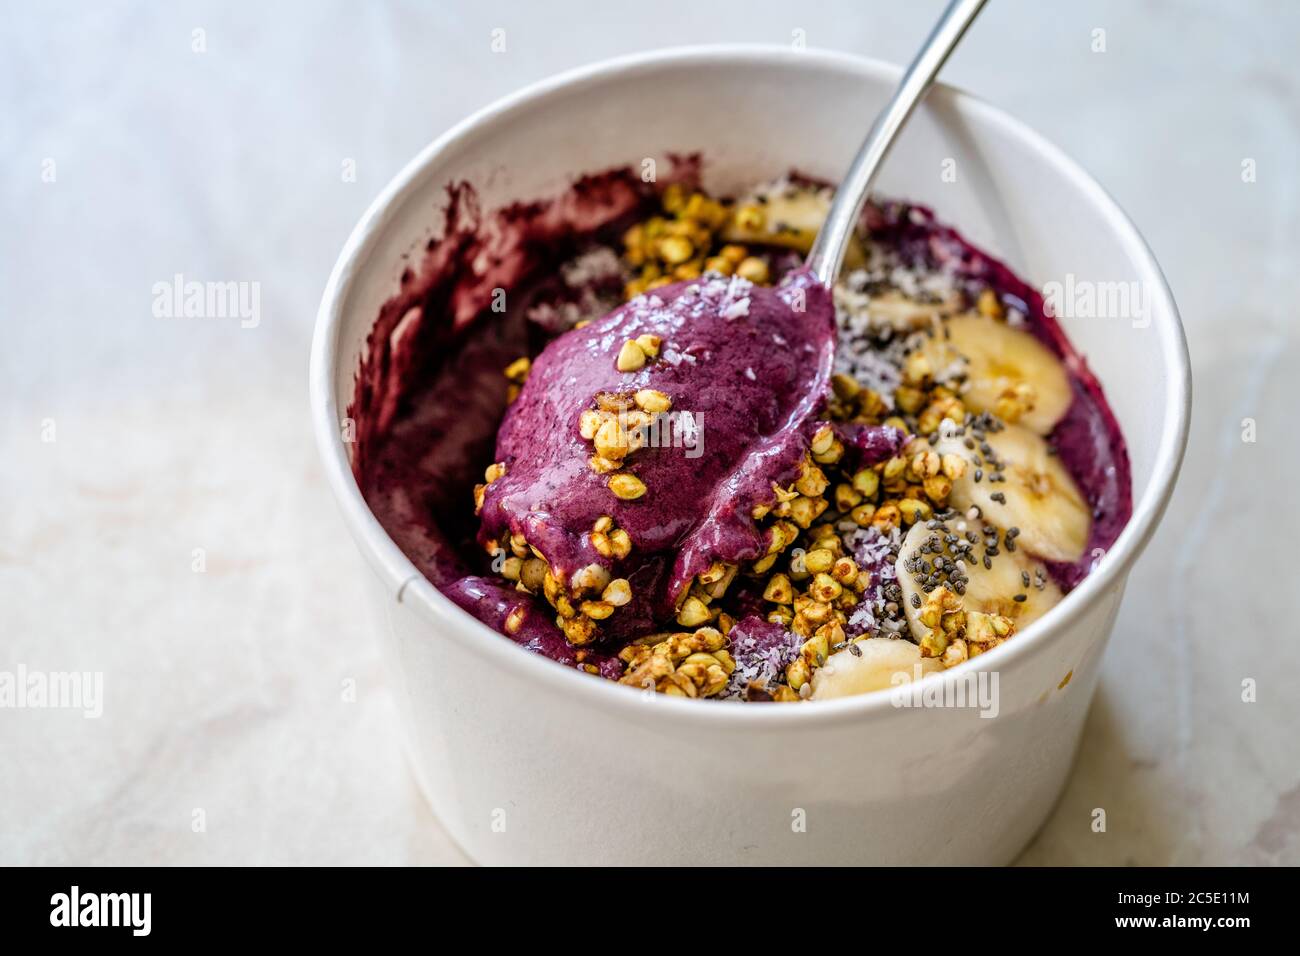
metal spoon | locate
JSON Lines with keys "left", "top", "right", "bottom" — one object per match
{"left": 806, "top": 0, "right": 987, "bottom": 285}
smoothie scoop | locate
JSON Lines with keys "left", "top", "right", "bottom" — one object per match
{"left": 476, "top": 269, "right": 878, "bottom": 644}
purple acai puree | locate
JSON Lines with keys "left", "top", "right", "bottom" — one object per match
{"left": 835, "top": 421, "right": 908, "bottom": 470}
{"left": 479, "top": 268, "right": 839, "bottom": 624}
{"left": 441, "top": 575, "right": 624, "bottom": 678}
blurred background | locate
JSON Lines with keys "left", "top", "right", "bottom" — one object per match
{"left": 2, "top": 0, "right": 1296, "bottom": 864}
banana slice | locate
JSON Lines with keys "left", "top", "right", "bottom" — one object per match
{"left": 722, "top": 185, "right": 867, "bottom": 269}
{"left": 936, "top": 423, "right": 1090, "bottom": 563}
{"left": 894, "top": 522, "right": 1063, "bottom": 646}
{"left": 922, "top": 314, "right": 1072, "bottom": 434}
{"left": 810, "top": 637, "right": 942, "bottom": 700}
{"left": 835, "top": 288, "right": 959, "bottom": 333}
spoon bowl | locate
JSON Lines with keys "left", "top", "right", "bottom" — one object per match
{"left": 311, "top": 45, "right": 1190, "bottom": 865}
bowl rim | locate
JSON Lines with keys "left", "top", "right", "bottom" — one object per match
{"left": 310, "top": 43, "right": 1192, "bottom": 729}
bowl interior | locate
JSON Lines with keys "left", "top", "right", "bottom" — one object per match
{"left": 316, "top": 47, "right": 1187, "bottom": 696}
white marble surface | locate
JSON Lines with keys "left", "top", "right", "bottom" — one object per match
{"left": 3, "top": 0, "right": 1296, "bottom": 865}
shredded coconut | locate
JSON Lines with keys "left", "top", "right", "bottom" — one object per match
{"left": 722, "top": 296, "right": 751, "bottom": 320}
{"left": 830, "top": 242, "right": 962, "bottom": 405}
{"left": 720, "top": 625, "right": 802, "bottom": 701}
{"left": 839, "top": 526, "right": 902, "bottom": 638}
{"left": 561, "top": 246, "right": 623, "bottom": 288}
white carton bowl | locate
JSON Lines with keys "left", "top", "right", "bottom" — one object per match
{"left": 311, "top": 46, "right": 1191, "bottom": 865}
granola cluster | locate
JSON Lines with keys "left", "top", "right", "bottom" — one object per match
{"left": 618, "top": 626, "right": 736, "bottom": 698}
{"left": 621, "top": 183, "right": 771, "bottom": 298}
{"left": 580, "top": 388, "right": 672, "bottom": 493}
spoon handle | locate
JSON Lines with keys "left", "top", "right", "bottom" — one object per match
{"left": 806, "top": 0, "right": 987, "bottom": 286}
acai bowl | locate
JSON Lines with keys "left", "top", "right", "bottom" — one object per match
{"left": 311, "top": 47, "right": 1190, "bottom": 865}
